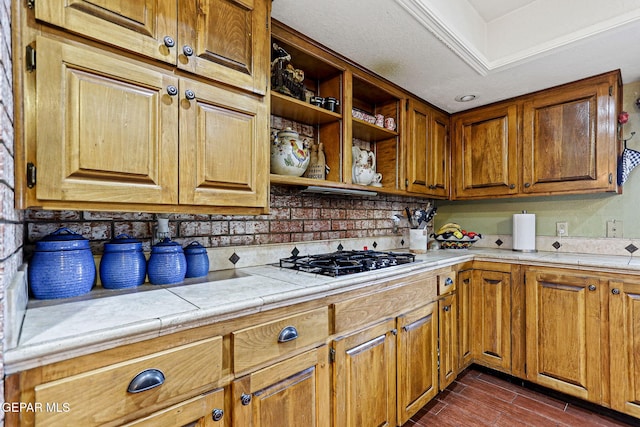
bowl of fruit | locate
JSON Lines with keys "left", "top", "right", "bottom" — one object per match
{"left": 433, "top": 223, "right": 482, "bottom": 249}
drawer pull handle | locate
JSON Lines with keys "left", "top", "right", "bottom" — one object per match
{"left": 127, "top": 369, "right": 165, "bottom": 393}
{"left": 444, "top": 277, "right": 453, "bottom": 286}
{"left": 278, "top": 326, "right": 299, "bottom": 343}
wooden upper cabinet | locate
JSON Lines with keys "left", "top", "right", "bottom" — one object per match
{"left": 406, "top": 99, "right": 449, "bottom": 198}
{"left": 35, "top": 1, "right": 178, "bottom": 64}
{"left": 452, "top": 102, "right": 519, "bottom": 199}
{"left": 35, "top": 0, "right": 270, "bottom": 95}
{"left": 35, "top": 36, "right": 179, "bottom": 205}
{"left": 525, "top": 268, "right": 603, "bottom": 403}
{"left": 178, "top": 0, "right": 269, "bottom": 95}
{"left": 522, "top": 72, "right": 619, "bottom": 194}
{"left": 178, "top": 77, "right": 268, "bottom": 209}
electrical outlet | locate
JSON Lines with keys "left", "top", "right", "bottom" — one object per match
{"left": 607, "top": 220, "right": 623, "bottom": 238}
{"left": 556, "top": 222, "right": 568, "bottom": 237}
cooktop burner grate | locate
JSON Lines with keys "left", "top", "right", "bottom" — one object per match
{"left": 279, "top": 250, "right": 416, "bottom": 277}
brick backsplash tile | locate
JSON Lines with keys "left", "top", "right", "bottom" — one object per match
{"left": 179, "top": 220, "right": 212, "bottom": 237}
{"left": 303, "top": 219, "right": 331, "bottom": 232}
{"left": 210, "top": 235, "right": 232, "bottom": 247}
{"left": 114, "top": 221, "right": 155, "bottom": 241}
{"left": 270, "top": 220, "right": 303, "bottom": 233}
{"left": 321, "top": 231, "right": 346, "bottom": 240}
{"left": 211, "top": 220, "right": 229, "bottom": 235}
{"left": 230, "top": 235, "right": 255, "bottom": 246}
{"left": 229, "top": 220, "right": 247, "bottom": 235}
{"left": 84, "top": 211, "right": 154, "bottom": 221}
{"left": 245, "top": 220, "right": 269, "bottom": 234}
{"left": 25, "top": 209, "right": 82, "bottom": 221}
{"left": 292, "top": 207, "right": 320, "bottom": 219}
{"left": 321, "top": 208, "right": 346, "bottom": 219}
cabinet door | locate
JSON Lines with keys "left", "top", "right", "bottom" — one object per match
{"left": 333, "top": 319, "right": 396, "bottom": 427}
{"left": 35, "top": 36, "right": 179, "bottom": 205}
{"left": 522, "top": 74, "right": 618, "bottom": 194}
{"left": 396, "top": 303, "right": 438, "bottom": 425}
{"left": 471, "top": 269, "right": 511, "bottom": 372}
{"left": 178, "top": 0, "right": 270, "bottom": 95}
{"left": 35, "top": 0, "right": 178, "bottom": 64}
{"left": 609, "top": 280, "right": 640, "bottom": 418}
{"left": 232, "top": 346, "right": 330, "bottom": 427}
{"left": 457, "top": 270, "right": 473, "bottom": 370}
{"left": 452, "top": 103, "right": 518, "bottom": 199}
{"left": 406, "top": 99, "right": 449, "bottom": 197}
{"left": 525, "top": 269, "right": 603, "bottom": 402}
{"left": 178, "top": 78, "right": 269, "bottom": 210}
{"left": 439, "top": 293, "right": 458, "bottom": 391}
{"left": 123, "top": 389, "right": 226, "bottom": 427}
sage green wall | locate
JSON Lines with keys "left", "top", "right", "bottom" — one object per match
{"left": 435, "top": 81, "right": 640, "bottom": 239}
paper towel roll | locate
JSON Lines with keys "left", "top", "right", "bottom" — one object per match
{"left": 513, "top": 212, "right": 536, "bottom": 252}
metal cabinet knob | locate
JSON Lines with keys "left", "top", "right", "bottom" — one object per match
{"left": 443, "top": 305, "right": 451, "bottom": 312}
{"left": 167, "top": 85, "right": 178, "bottom": 96}
{"left": 212, "top": 409, "right": 224, "bottom": 422}
{"left": 163, "top": 36, "right": 175, "bottom": 48}
{"left": 588, "top": 284, "right": 597, "bottom": 291}
{"left": 278, "top": 326, "right": 299, "bottom": 343}
{"left": 445, "top": 277, "right": 453, "bottom": 286}
{"left": 509, "top": 184, "right": 516, "bottom": 189}
{"left": 185, "top": 89, "right": 196, "bottom": 100}
{"left": 612, "top": 288, "right": 621, "bottom": 295}
{"left": 183, "top": 45, "right": 194, "bottom": 57}
{"left": 524, "top": 182, "right": 531, "bottom": 188}
{"left": 241, "top": 393, "right": 252, "bottom": 406}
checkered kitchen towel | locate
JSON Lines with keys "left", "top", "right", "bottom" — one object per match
{"left": 618, "top": 147, "right": 640, "bottom": 185}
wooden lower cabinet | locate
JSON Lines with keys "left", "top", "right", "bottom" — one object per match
{"left": 438, "top": 293, "right": 458, "bottom": 391}
{"left": 397, "top": 303, "right": 439, "bottom": 425}
{"left": 609, "top": 279, "right": 640, "bottom": 418}
{"left": 332, "top": 319, "right": 397, "bottom": 427}
{"left": 525, "top": 268, "right": 604, "bottom": 403}
{"left": 232, "top": 346, "right": 330, "bottom": 427}
{"left": 122, "top": 389, "right": 226, "bottom": 427}
{"left": 457, "top": 269, "right": 473, "bottom": 370}
{"left": 471, "top": 269, "right": 512, "bottom": 372}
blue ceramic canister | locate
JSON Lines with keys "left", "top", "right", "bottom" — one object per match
{"left": 147, "top": 238, "right": 186, "bottom": 285}
{"left": 99, "top": 234, "right": 146, "bottom": 289}
{"left": 183, "top": 241, "right": 210, "bottom": 278}
{"left": 29, "top": 227, "right": 96, "bottom": 299}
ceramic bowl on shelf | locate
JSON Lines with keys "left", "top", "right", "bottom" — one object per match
{"left": 434, "top": 234, "right": 482, "bottom": 249}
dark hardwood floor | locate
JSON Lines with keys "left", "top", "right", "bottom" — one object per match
{"left": 403, "top": 367, "right": 638, "bottom": 427}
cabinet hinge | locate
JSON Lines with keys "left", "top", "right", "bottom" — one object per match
{"left": 609, "top": 85, "right": 613, "bottom": 96}
{"left": 609, "top": 173, "right": 613, "bottom": 184}
{"left": 329, "top": 347, "right": 335, "bottom": 363}
{"left": 26, "top": 45, "right": 36, "bottom": 72}
{"left": 26, "top": 0, "right": 35, "bottom": 9}
{"left": 26, "top": 162, "right": 36, "bottom": 188}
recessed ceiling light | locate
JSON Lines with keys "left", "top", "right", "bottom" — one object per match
{"left": 455, "top": 94, "right": 476, "bottom": 102}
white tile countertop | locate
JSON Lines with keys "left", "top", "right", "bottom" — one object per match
{"left": 5, "top": 245, "right": 640, "bottom": 374}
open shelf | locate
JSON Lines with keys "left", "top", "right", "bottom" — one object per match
{"left": 352, "top": 118, "right": 398, "bottom": 141}
{"left": 271, "top": 92, "right": 341, "bottom": 125}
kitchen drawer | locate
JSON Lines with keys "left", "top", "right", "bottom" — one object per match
{"left": 232, "top": 307, "right": 329, "bottom": 372}
{"left": 438, "top": 270, "right": 456, "bottom": 295}
{"left": 333, "top": 273, "right": 438, "bottom": 334}
{"left": 122, "top": 388, "right": 226, "bottom": 427}
{"left": 34, "top": 337, "right": 223, "bottom": 427}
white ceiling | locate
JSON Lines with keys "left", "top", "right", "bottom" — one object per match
{"left": 271, "top": 0, "right": 640, "bottom": 113}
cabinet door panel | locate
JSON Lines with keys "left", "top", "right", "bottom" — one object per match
{"left": 36, "top": 0, "right": 178, "bottom": 64}
{"left": 36, "top": 36, "right": 179, "bottom": 204}
{"left": 609, "top": 280, "right": 640, "bottom": 418}
{"left": 232, "top": 346, "right": 330, "bottom": 427}
{"left": 525, "top": 270, "right": 602, "bottom": 402}
{"left": 452, "top": 103, "right": 518, "bottom": 199}
{"left": 457, "top": 270, "right": 472, "bottom": 370}
{"left": 333, "top": 319, "right": 396, "bottom": 427}
{"left": 179, "top": 0, "right": 269, "bottom": 95}
{"left": 179, "top": 78, "right": 268, "bottom": 209}
{"left": 439, "top": 294, "right": 458, "bottom": 390}
{"left": 397, "top": 303, "right": 438, "bottom": 425}
{"left": 471, "top": 270, "right": 511, "bottom": 372}
{"left": 429, "top": 110, "right": 450, "bottom": 197}
{"left": 522, "top": 75, "right": 617, "bottom": 194}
